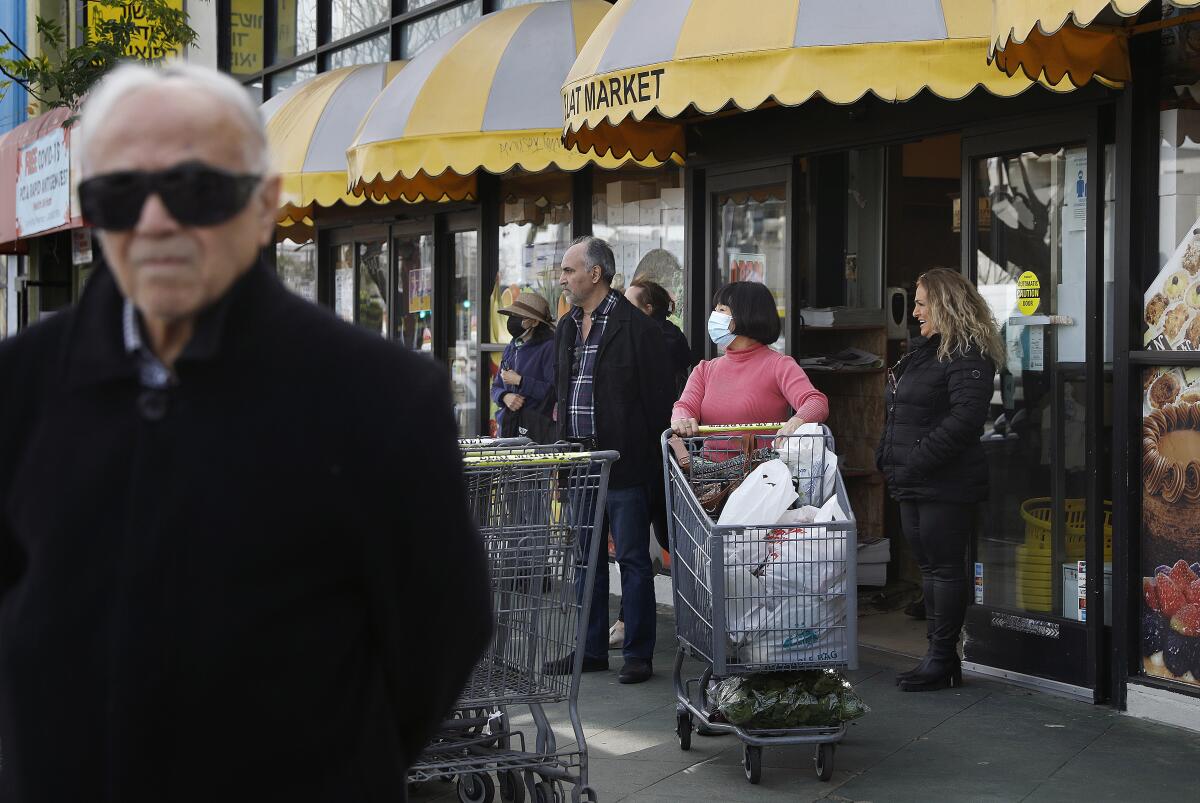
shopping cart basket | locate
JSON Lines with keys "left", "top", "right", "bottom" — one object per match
{"left": 410, "top": 446, "right": 617, "bottom": 803}
{"left": 662, "top": 424, "right": 858, "bottom": 784}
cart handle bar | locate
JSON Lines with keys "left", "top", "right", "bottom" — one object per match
{"left": 692, "top": 423, "right": 789, "bottom": 434}
{"left": 461, "top": 450, "right": 618, "bottom": 467}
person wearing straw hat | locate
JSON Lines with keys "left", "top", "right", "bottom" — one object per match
{"left": 492, "top": 291, "right": 557, "bottom": 443}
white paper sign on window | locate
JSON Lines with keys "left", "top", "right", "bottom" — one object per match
{"left": 16, "top": 128, "right": 71, "bottom": 237}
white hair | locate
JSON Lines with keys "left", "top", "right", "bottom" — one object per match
{"left": 79, "top": 61, "right": 271, "bottom": 175}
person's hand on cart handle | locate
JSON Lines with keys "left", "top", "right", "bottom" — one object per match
{"left": 773, "top": 416, "right": 806, "bottom": 448}
{"left": 672, "top": 417, "right": 699, "bottom": 437}
{"left": 501, "top": 368, "right": 522, "bottom": 386}
{"left": 504, "top": 393, "right": 526, "bottom": 412}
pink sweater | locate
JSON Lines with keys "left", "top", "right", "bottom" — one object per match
{"left": 672, "top": 343, "right": 829, "bottom": 426}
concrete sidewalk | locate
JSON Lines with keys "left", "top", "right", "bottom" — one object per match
{"left": 412, "top": 599, "right": 1200, "bottom": 803}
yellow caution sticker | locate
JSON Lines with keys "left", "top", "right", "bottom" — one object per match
{"left": 1017, "top": 271, "right": 1041, "bottom": 315}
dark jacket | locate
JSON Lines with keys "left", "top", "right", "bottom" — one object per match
{"left": 876, "top": 334, "right": 996, "bottom": 503}
{"left": 652, "top": 313, "right": 693, "bottom": 397}
{"left": 491, "top": 328, "right": 556, "bottom": 434}
{"left": 555, "top": 292, "right": 674, "bottom": 490}
{"left": 0, "top": 262, "right": 491, "bottom": 803}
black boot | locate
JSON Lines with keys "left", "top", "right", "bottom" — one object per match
{"left": 895, "top": 578, "right": 937, "bottom": 685}
{"left": 899, "top": 576, "right": 966, "bottom": 692}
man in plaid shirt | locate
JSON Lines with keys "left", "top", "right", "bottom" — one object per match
{"left": 546, "top": 236, "right": 674, "bottom": 685}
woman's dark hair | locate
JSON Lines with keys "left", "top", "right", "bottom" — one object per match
{"left": 713, "top": 281, "right": 781, "bottom": 346}
{"left": 630, "top": 277, "right": 674, "bottom": 318}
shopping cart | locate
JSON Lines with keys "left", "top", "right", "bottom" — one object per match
{"left": 409, "top": 445, "right": 617, "bottom": 803}
{"left": 662, "top": 423, "right": 858, "bottom": 784}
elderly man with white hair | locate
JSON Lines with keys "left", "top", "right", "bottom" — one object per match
{"left": 0, "top": 63, "right": 491, "bottom": 802}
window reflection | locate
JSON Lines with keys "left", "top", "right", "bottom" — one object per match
{"left": 269, "top": 61, "right": 315, "bottom": 96}
{"left": 333, "top": 243, "right": 354, "bottom": 323}
{"left": 394, "top": 232, "right": 434, "bottom": 352}
{"left": 328, "top": 33, "right": 390, "bottom": 69}
{"left": 357, "top": 240, "right": 389, "bottom": 337}
{"left": 276, "top": 239, "right": 318, "bottom": 302}
{"left": 451, "top": 230, "right": 480, "bottom": 435}
{"left": 229, "top": 0, "right": 265, "bottom": 76}
{"left": 273, "top": 0, "right": 317, "bottom": 63}
{"left": 401, "top": 0, "right": 481, "bottom": 58}
{"left": 714, "top": 183, "right": 787, "bottom": 351}
{"left": 593, "top": 166, "right": 686, "bottom": 327}
{"left": 496, "top": 174, "right": 572, "bottom": 343}
{"left": 332, "top": 0, "right": 391, "bottom": 42}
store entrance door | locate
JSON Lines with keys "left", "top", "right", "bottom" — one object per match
{"left": 963, "top": 125, "right": 1111, "bottom": 696}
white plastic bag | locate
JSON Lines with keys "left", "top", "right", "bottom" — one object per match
{"left": 717, "top": 459, "right": 798, "bottom": 526}
{"left": 738, "top": 593, "right": 846, "bottom": 665}
{"left": 777, "top": 424, "right": 837, "bottom": 504}
{"left": 815, "top": 491, "right": 848, "bottom": 523}
{"left": 756, "top": 532, "right": 848, "bottom": 599}
{"left": 721, "top": 565, "right": 769, "bottom": 646}
{"left": 776, "top": 505, "right": 821, "bottom": 525}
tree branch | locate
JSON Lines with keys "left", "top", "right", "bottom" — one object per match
{"left": 0, "top": 62, "right": 52, "bottom": 106}
{"left": 0, "top": 27, "right": 33, "bottom": 61}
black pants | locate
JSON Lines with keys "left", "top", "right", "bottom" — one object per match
{"left": 898, "top": 500, "right": 973, "bottom": 661}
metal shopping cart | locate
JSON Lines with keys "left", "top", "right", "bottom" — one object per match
{"left": 662, "top": 424, "right": 858, "bottom": 784}
{"left": 409, "top": 444, "right": 617, "bottom": 803}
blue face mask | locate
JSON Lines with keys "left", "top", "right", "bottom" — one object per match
{"left": 707, "top": 310, "right": 736, "bottom": 348}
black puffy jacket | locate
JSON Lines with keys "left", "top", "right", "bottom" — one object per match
{"left": 876, "top": 334, "right": 996, "bottom": 503}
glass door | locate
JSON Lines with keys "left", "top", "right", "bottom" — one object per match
{"left": 392, "top": 224, "right": 435, "bottom": 353}
{"left": 448, "top": 217, "right": 481, "bottom": 436}
{"left": 965, "top": 131, "right": 1110, "bottom": 693}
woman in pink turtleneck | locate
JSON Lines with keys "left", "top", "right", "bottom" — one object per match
{"left": 671, "top": 282, "right": 828, "bottom": 437}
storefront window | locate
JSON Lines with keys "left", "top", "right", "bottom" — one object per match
{"left": 357, "top": 239, "right": 388, "bottom": 336}
{"left": 276, "top": 239, "right": 317, "bottom": 302}
{"left": 714, "top": 183, "right": 787, "bottom": 351}
{"left": 401, "top": 0, "right": 481, "bottom": 58}
{"left": 332, "top": 0, "right": 391, "bottom": 43}
{"left": 272, "top": 0, "right": 317, "bottom": 64}
{"left": 327, "top": 32, "right": 390, "bottom": 69}
{"left": 333, "top": 243, "right": 354, "bottom": 323}
{"left": 592, "top": 166, "right": 686, "bottom": 326}
{"left": 496, "top": 173, "right": 572, "bottom": 340}
{"left": 393, "top": 230, "right": 434, "bottom": 352}
{"left": 229, "top": 0, "right": 265, "bottom": 77}
{"left": 451, "top": 230, "right": 481, "bottom": 435}
{"left": 268, "top": 61, "right": 315, "bottom": 97}
{"left": 1137, "top": 14, "right": 1200, "bottom": 692}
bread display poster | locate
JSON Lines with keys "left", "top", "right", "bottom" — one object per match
{"left": 1144, "top": 215, "right": 1200, "bottom": 350}
{"left": 1140, "top": 366, "right": 1200, "bottom": 689}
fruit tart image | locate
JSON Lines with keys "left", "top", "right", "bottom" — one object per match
{"left": 1142, "top": 559, "right": 1200, "bottom": 685}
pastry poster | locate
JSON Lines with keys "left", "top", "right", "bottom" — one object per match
{"left": 1140, "top": 366, "right": 1200, "bottom": 689}
{"left": 1144, "top": 215, "right": 1200, "bottom": 350}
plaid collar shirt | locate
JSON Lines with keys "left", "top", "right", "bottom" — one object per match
{"left": 566, "top": 289, "right": 619, "bottom": 440}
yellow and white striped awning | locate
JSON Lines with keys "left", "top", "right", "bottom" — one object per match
{"left": 261, "top": 61, "right": 442, "bottom": 222}
{"left": 562, "top": 0, "right": 1057, "bottom": 162}
{"left": 991, "top": 2, "right": 1200, "bottom": 85}
{"left": 347, "top": 0, "right": 649, "bottom": 202}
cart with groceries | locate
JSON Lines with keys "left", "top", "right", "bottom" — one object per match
{"left": 662, "top": 423, "right": 865, "bottom": 784}
{"left": 406, "top": 438, "right": 617, "bottom": 803}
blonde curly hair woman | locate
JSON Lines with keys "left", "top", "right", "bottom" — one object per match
{"left": 876, "top": 268, "right": 1003, "bottom": 692}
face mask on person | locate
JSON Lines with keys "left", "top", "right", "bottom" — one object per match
{"left": 506, "top": 315, "right": 528, "bottom": 339}
{"left": 707, "top": 310, "right": 736, "bottom": 347}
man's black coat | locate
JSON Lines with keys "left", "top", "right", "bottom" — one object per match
{"left": 554, "top": 292, "right": 674, "bottom": 490}
{"left": 0, "top": 262, "right": 491, "bottom": 802}
{"left": 876, "top": 334, "right": 996, "bottom": 503}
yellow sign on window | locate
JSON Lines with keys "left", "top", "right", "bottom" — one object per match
{"left": 1017, "top": 271, "right": 1041, "bottom": 316}
{"left": 230, "top": 0, "right": 265, "bottom": 76}
{"left": 88, "top": 0, "right": 185, "bottom": 63}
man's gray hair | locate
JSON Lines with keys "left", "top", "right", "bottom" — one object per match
{"left": 79, "top": 62, "right": 271, "bottom": 175}
{"left": 571, "top": 235, "right": 616, "bottom": 285}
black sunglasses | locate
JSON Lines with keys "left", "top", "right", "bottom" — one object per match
{"left": 78, "top": 160, "right": 262, "bottom": 230}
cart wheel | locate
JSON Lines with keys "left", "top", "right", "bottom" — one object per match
{"left": 498, "top": 770, "right": 525, "bottom": 803}
{"left": 457, "top": 772, "right": 496, "bottom": 803}
{"left": 743, "top": 745, "right": 762, "bottom": 785}
{"left": 530, "top": 780, "right": 556, "bottom": 803}
{"left": 676, "top": 709, "right": 692, "bottom": 751}
{"left": 581, "top": 786, "right": 598, "bottom": 802}
{"left": 814, "top": 743, "right": 835, "bottom": 782}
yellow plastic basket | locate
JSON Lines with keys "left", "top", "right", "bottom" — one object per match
{"left": 1019, "top": 498, "right": 1111, "bottom": 560}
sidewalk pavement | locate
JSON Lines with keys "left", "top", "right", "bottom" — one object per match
{"left": 412, "top": 597, "right": 1200, "bottom": 803}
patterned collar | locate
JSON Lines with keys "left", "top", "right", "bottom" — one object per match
{"left": 122, "top": 300, "right": 174, "bottom": 390}
{"left": 570, "top": 289, "right": 619, "bottom": 324}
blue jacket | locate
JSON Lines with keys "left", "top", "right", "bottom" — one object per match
{"left": 492, "top": 331, "right": 556, "bottom": 431}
